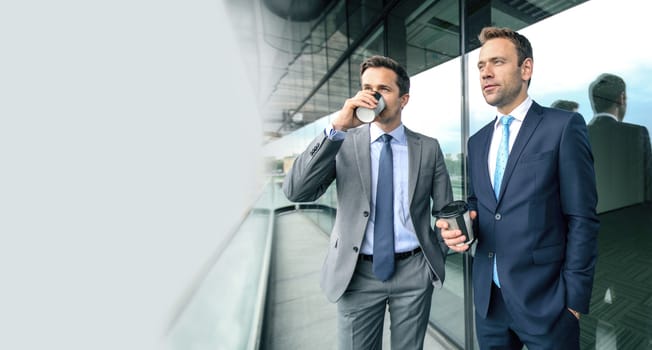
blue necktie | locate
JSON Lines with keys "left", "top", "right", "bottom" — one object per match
{"left": 493, "top": 115, "right": 514, "bottom": 287}
{"left": 373, "top": 134, "right": 395, "bottom": 281}
{"left": 494, "top": 115, "right": 514, "bottom": 199}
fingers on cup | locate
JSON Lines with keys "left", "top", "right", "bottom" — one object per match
{"left": 454, "top": 244, "right": 470, "bottom": 252}
{"left": 435, "top": 219, "right": 448, "bottom": 229}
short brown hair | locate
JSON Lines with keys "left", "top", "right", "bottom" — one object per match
{"left": 478, "top": 27, "right": 533, "bottom": 67}
{"left": 589, "top": 73, "right": 626, "bottom": 113}
{"left": 360, "top": 55, "right": 410, "bottom": 96}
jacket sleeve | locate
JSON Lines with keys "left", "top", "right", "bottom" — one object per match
{"left": 283, "top": 132, "right": 343, "bottom": 203}
{"left": 430, "top": 140, "right": 454, "bottom": 256}
{"left": 559, "top": 113, "right": 600, "bottom": 314}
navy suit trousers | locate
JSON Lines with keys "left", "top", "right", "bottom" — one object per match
{"left": 475, "top": 283, "right": 580, "bottom": 350}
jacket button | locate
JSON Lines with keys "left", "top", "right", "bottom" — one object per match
{"left": 488, "top": 252, "right": 494, "bottom": 258}
{"left": 363, "top": 211, "right": 369, "bottom": 217}
{"left": 495, "top": 213, "right": 501, "bottom": 220}
{"left": 353, "top": 247, "right": 359, "bottom": 252}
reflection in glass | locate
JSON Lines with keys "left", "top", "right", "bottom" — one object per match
{"left": 587, "top": 73, "right": 652, "bottom": 213}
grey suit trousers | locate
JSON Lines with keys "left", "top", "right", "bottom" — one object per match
{"left": 337, "top": 252, "right": 433, "bottom": 350}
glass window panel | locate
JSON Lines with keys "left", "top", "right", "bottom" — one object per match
{"left": 327, "top": 63, "right": 353, "bottom": 115}
{"left": 297, "top": 62, "right": 349, "bottom": 128}
{"left": 351, "top": 25, "right": 384, "bottom": 63}
{"left": 349, "top": 26, "right": 385, "bottom": 92}
{"left": 401, "top": 0, "right": 461, "bottom": 75}
{"left": 405, "top": 57, "right": 464, "bottom": 346}
{"left": 325, "top": 0, "right": 348, "bottom": 70}
{"left": 346, "top": 0, "right": 384, "bottom": 45}
{"left": 309, "top": 20, "right": 329, "bottom": 84}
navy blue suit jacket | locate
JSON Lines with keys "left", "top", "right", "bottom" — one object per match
{"left": 468, "top": 101, "right": 599, "bottom": 335}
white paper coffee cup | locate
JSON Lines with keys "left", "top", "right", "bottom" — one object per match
{"left": 355, "top": 92, "right": 385, "bottom": 123}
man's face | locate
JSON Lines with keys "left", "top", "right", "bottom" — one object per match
{"left": 477, "top": 37, "right": 532, "bottom": 114}
{"left": 360, "top": 67, "right": 409, "bottom": 128}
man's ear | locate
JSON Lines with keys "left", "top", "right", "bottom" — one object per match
{"left": 521, "top": 57, "right": 533, "bottom": 81}
{"left": 400, "top": 93, "right": 410, "bottom": 109}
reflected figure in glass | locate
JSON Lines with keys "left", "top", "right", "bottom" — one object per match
{"left": 551, "top": 99, "right": 579, "bottom": 113}
{"left": 587, "top": 73, "right": 652, "bottom": 213}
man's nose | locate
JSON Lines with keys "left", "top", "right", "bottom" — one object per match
{"left": 481, "top": 66, "right": 493, "bottom": 79}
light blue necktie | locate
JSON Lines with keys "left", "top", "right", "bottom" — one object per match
{"left": 492, "top": 115, "right": 514, "bottom": 287}
{"left": 373, "top": 134, "right": 395, "bottom": 281}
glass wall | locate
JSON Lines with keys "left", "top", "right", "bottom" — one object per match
{"left": 263, "top": 0, "right": 652, "bottom": 348}
{"left": 404, "top": 57, "right": 465, "bottom": 344}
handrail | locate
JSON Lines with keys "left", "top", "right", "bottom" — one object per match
{"left": 162, "top": 181, "right": 275, "bottom": 349}
{"left": 162, "top": 207, "right": 253, "bottom": 337}
{"left": 247, "top": 208, "right": 275, "bottom": 350}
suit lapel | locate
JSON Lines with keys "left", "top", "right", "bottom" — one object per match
{"left": 353, "top": 125, "right": 372, "bottom": 204}
{"left": 405, "top": 128, "right": 422, "bottom": 206}
{"left": 477, "top": 123, "right": 497, "bottom": 204}
{"left": 496, "top": 102, "right": 544, "bottom": 203}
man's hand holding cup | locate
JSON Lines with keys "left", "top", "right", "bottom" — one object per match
{"left": 436, "top": 201, "right": 477, "bottom": 253}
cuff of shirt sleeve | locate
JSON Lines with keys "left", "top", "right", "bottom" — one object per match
{"left": 325, "top": 125, "right": 347, "bottom": 141}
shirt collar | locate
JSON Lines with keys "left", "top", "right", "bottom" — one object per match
{"left": 370, "top": 123, "right": 406, "bottom": 144}
{"left": 493, "top": 96, "right": 532, "bottom": 130}
{"left": 594, "top": 112, "right": 619, "bottom": 122}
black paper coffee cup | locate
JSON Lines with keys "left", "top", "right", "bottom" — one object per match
{"left": 438, "top": 200, "right": 475, "bottom": 246}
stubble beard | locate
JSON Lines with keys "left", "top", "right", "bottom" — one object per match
{"left": 377, "top": 109, "right": 400, "bottom": 127}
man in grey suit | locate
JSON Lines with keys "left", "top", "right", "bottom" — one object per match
{"left": 283, "top": 55, "right": 453, "bottom": 349}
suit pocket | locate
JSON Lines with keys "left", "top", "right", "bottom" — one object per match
{"left": 520, "top": 150, "right": 553, "bottom": 163}
{"left": 532, "top": 244, "right": 564, "bottom": 264}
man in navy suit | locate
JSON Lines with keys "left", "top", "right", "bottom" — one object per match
{"left": 437, "top": 27, "right": 599, "bottom": 349}
{"left": 587, "top": 73, "right": 652, "bottom": 212}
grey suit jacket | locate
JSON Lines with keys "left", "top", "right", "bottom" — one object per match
{"left": 283, "top": 124, "right": 453, "bottom": 302}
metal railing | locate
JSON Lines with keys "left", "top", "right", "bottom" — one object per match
{"left": 163, "top": 185, "right": 276, "bottom": 350}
